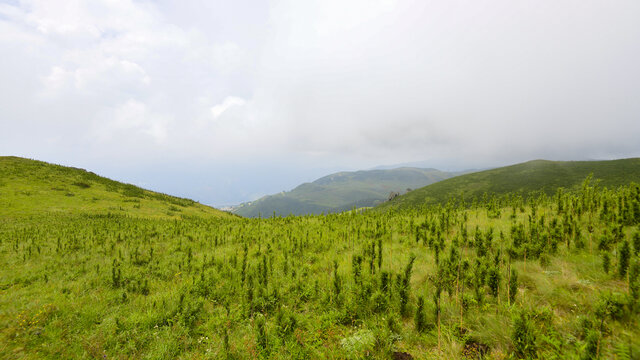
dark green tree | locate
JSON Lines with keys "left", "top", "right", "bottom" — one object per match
{"left": 509, "top": 269, "right": 518, "bottom": 304}
{"left": 487, "top": 266, "right": 500, "bottom": 298}
{"left": 414, "top": 296, "right": 427, "bottom": 332}
{"left": 602, "top": 252, "right": 611, "bottom": 274}
{"left": 618, "top": 239, "right": 630, "bottom": 278}
{"left": 254, "top": 314, "right": 268, "bottom": 354}
{"left": 632, "top": 231, "right": 640, "bottom": 256}
{"left": 399, "top": 255, "right": 416, "bottom": 317}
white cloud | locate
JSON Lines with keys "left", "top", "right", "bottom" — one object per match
{"left": 93, "top": 99, "right": 169, "bottom": 144}
{"left": 41, "top": 65, "right": 69, "bottom": 92}
{"left": 211, "top": 96, "right": 246, "bottom": 119}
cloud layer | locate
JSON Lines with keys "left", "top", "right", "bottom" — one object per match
{"left": 1, "top": 0, "right": 639, "bottom": 204}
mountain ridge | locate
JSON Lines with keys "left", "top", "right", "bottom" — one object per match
{"left": 377, "top": 158, "right": 640, "bottom": 211}
{"left": 232, "top": 167, "right": 465, "bottom": 217}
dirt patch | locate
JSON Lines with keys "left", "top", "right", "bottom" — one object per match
{"left": 462, "top": 339, "right": 489, "bottom": 359}
{"left": 393, "top": 351, "right": 413, "bottom": 360}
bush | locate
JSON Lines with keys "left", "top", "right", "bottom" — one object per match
{"left": 399, "top": 255, "right": 416, "bottom": 317}
{"left": 414, "top": 296, "right": 427, "bottom": 333}
{"left": 462, "top": 293, "right": 477, "bottom": 310}
{"left": 72, "top": 181, "right": 91, "bottom": 189}
{"left": 595, "top": 291, "right": 628, "bottom": 330}
{"left": 509, "top": 269, "right": 518, "bottom": 304}
{"left": 630, "top": 261, "right": 640, "bottom": 307}
{"left": 177, "top": 293, "right": 204, "bottom": 330}
{"left": 633, "top": 232, "right": 640, "bottom": 256}
{"left": 275, "top": 307, "right": 297, "bottom": 343}
{"left": 577, "top": 316, "right": 594, "bottom": 339}
{"left": 618, "top": 240, "right": 630, "bottom": 278}
{"left": 581, "top": 330, "right": 599, "bottom": 360}
{"left": 255, "top": 314, "right": 269, "bottom": 353}
{"left": 341, "top": 329, "right": 376, "bottom": 356}
{"left": 511, "top": 310, "right": 537, "bottom": 359}
{"left": 602, "top": 252, "right": 611, "bottom": 274}
{"left": 539, "top": 254, "right": 551, "bottom": 268}
{"left": 487, "top": 267, "right": 500, "bottom": 298}
{"left": 370, "top": 290, "right": 388, "bottom": 314}
{"left": 122, "top": 184, "right": 145, "bottom": 198}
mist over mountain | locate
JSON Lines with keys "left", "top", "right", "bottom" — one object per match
{"left": 231, "top": 167, "right": 463, "bottom": 217}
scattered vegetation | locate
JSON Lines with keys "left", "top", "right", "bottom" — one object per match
{"left": 1, "top": 157, "right": 640, "bottom": 358}
{"left": 379, "top": 158, "right": 640, "bottom": 210}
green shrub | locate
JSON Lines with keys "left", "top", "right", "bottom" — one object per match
{"left": 340, "top": 328, "right": 375, "bottom": 357}
{"left": 539, "top": 254, "right": 551, "bottom": 268}
{"left": 255, "top": 313, "right": 269, "bottom": 354}
{"left": 275, "top": 306, "right": 297, "bottom": 344}
{"left": 630, "top": 261, "right": 640, "bottom": 306}
{"left": 414, "top": 296, "right": 427, "bottom": 332}
{"left": 511, "top": 310, "right": 537, "bottom": 359}
{"left": 618, "top": 240, "right": 630, "bottom": 278}
{"left": 509, "top": 269, "right": 518, "bottom": 304}
{"left": 581, "top": 330, "right": 599, "bottom": 360}
{"left": 72, "top": 181, "right": 91, "bottom": 188}
{"left": 602, "top": 252, "right": 611, "bottom": 274}
{"left": 122, "top": 184, "right": 145, "bottom": 198}
{"left": 487, "top": 267, "right": 500, "bottom": 298}
{"left": 370, "top": 290, "right": 388, "bottom": 314}
{"left": 399, "top": 255, "right": 416, "bottom": 317}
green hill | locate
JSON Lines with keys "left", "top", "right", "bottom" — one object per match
{"left": 378, "top": 158, "right": 640, "bottom": 210}
{"left": 0, "top": 156, "right": 232, "bottom": 218}
{"left": 2, "top": 156, "right": 640, "bottom": 359}
{"left": 233, "top": 167, "right": 460, "bottom": 217}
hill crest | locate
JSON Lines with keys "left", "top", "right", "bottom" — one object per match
{"left": 0, "top": 156, "right": 232, "bottom": 219}
{"left": 378, "top": 158, "right": 640, "bottom": 210}
{"left": 232, "top": 166, "right": 461, "bottom": 217}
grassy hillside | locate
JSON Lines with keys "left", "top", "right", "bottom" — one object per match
{"left": 379, "top": 158, "right": 640, "bottom": 211}
{"left": 1, "top": 174, "right": 639, "bottom": 359}
{"left": 234, "top": 167, "right": 458, "bottom": 217}
{"left": 0, "top": 156, "right": 232, "bottom": 219}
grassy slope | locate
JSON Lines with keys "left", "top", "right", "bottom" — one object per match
{"left": 0, "top": 156, "right": 639, "bottom": 359}
{"left": 234, "top": 167, "right": 456, "bottom": 217}
{"left": 1, "top": 185, "right": 639, "bottom": 359}
{"left": 0, "top": 156, "right": 232, "bottom": 219}
{"left": 379, "top": 158, "right": 640, "bottom": 210}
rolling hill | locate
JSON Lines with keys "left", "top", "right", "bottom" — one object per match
{"left": 0, "top": 156, "right": 232, "bottom": 218}
{"left": 2, "top": 156, "right": 640, "bottom": 359}
{"left": 378, "top": 158, "right": 640, "bottom": 210}
{"left": 232, "top": 167, "right": 463, "bottom": 217}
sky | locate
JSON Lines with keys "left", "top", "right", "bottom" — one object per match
{"left": 1, "top": 0, "right": 639, "bottom": 206}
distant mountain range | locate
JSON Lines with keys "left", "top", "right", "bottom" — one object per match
{"left": 4, "top": 156, "right": 639, "bottom": 220}
{"left": 377, "top": 158, "right": 640, "bottom": 211}
{"left": 231, "top": 167, "right": 471, "bottom": 217}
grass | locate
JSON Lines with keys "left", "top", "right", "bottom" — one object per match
{"left": 0, "top": 156, "right": 232, "bottom": 219}
{"left": 1, "top": 157, "right": 639, "bottom": 359}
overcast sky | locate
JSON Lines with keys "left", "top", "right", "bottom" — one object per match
{"left": 1, "top": 0, "right": 639, "bottom": 205}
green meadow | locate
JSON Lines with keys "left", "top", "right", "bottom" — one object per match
{"left": 1, "top": 157, "right": 639, "bottom": 359}
{"left": 0, "top": 157, "right": 231, "bottom": 219}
